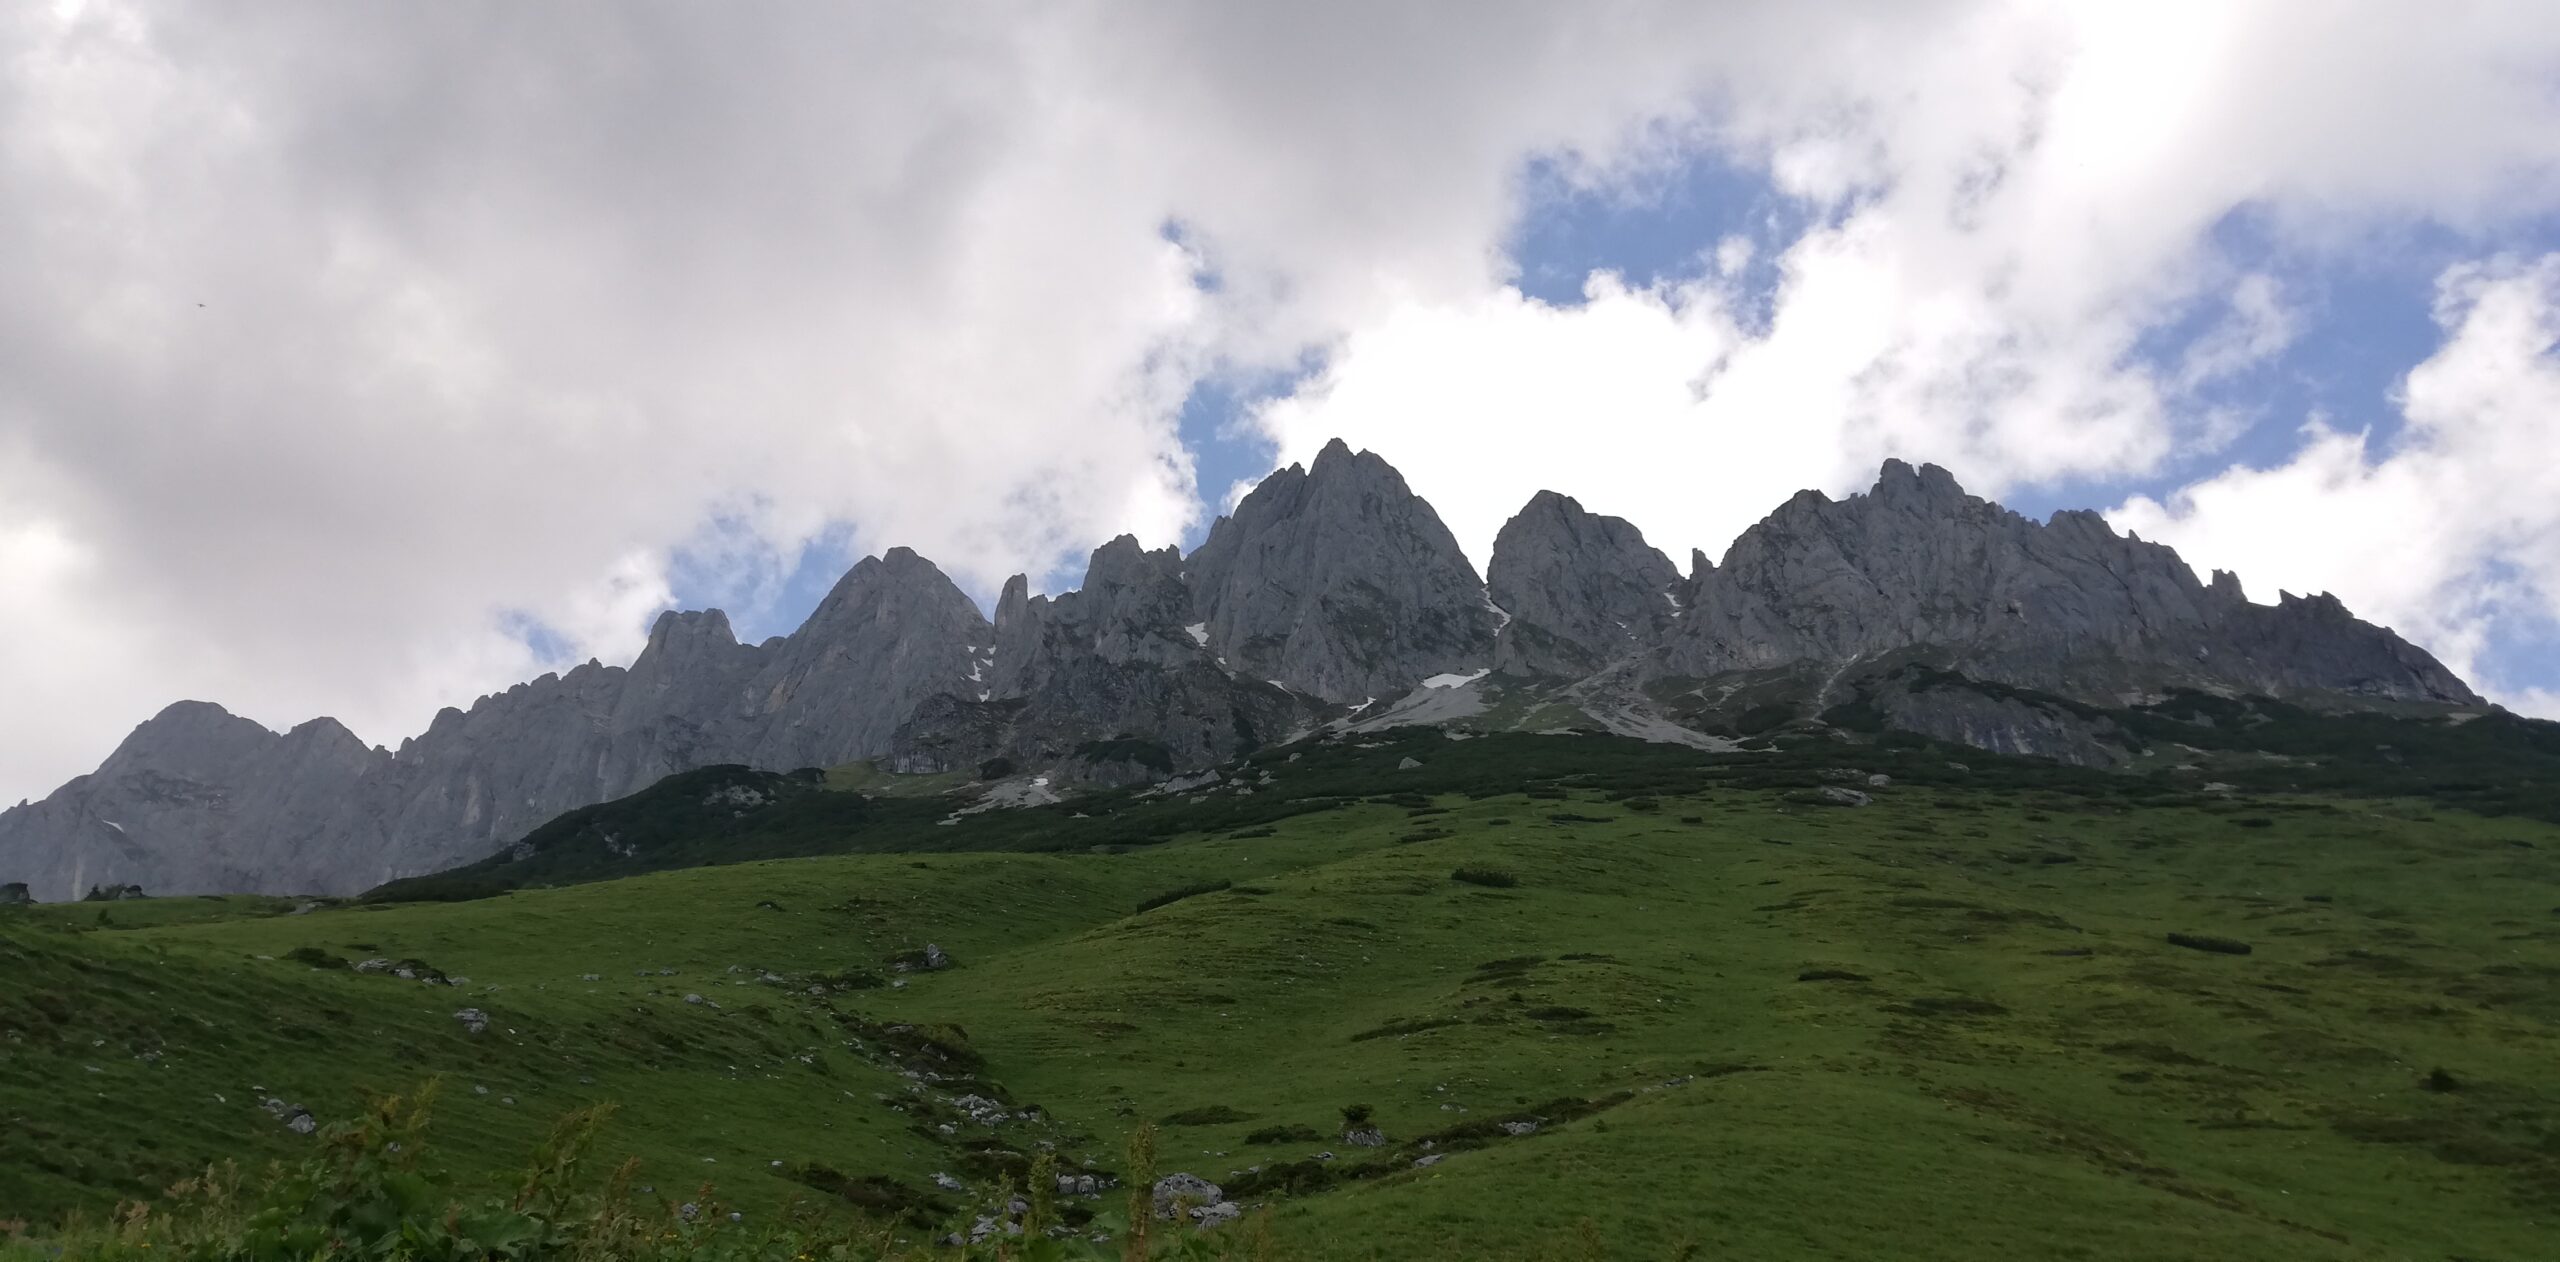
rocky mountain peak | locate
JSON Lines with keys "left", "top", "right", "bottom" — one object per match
{"left": 1185, "top": 442, "right": 1495, "bottom": 702}
{"left": 1490, "top": 490, "right": 1680, "bottom": 677}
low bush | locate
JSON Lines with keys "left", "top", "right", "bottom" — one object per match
{"left": 1242, "top": 1123, "right": 1325, "bottom": 1145}
{"left": 1450, "top": 866, "right": 1518, "bottom": 889}
{"left": 2166, "top": 932, "right": 2253, "bottom": 956}
{"left": 1134, "top": 879, "right": 1232, "bottom": 913}
{"left": 1161, "top": 1104, "right": 1256, "bottom": 1126}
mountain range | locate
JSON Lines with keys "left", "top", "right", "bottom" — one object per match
{"left": 0, "top": 440, "right": 2479, "bottom": 900}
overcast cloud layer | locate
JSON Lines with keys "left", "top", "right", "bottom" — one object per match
{"left": 4, "top": 2, "right": 2559, "bottom": 805}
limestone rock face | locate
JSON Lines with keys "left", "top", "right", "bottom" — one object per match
{"left": 0, "top": 702, "right": 389, "bottom": 901}
{"left": 738, "top": 547, "right": 991, "bottom": 770}
{"left": 892, "top": 537, "right": 1317, "bottom": 778}
{"left": 1488, "top": 490, "right": 1681, "bottom": 678}
{"left": 0, "top": 550, "right": 995, "bottom": 900}
{"left": 1184, "top": 439, "right": 1496, "bottom": 703}
{"left": 0, "top": 443, "right": 2487, "bottom": 901}
{"left": 1663, "top": 459, "right": 2477, "bottom": 707}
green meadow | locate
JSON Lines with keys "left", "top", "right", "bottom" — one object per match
{"left": 5, "top": 727, "right": 2558, "bottom": 1258}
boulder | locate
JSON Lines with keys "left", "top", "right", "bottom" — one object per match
{"left": 1151, "top": 1173, "right": 1222, "bottom": 1219}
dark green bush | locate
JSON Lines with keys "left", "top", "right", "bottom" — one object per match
{"left": 1242, "top": 1123, "right": 1325, "bottom": 1145}
{"left": 285, "top": 946, "right": 349, "bottom": 970}
{"left": 1134, "top": 879, "right": 1232, "bottom": 913}
{"left": 1450, "top": 866, "right": 1518, "bottom": 888}
{"left": 1161, "top": 1104, "right": 1255, "bottom": 1126}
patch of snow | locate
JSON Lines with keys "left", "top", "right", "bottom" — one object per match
{"left": 1185, "top": 622, "right": 1209, "bottom": 647}
{"left": 1663, "top": 590, "right": 1680, "bottom": 609}
{"left": 1420, "top": 669, "right": 1490, "bottom": 690}
{"left": 100, "top": 819, "right": 125, "bottom": 833}
{"left": 1481, "top": 593, "right": 1512, "bottom": 632}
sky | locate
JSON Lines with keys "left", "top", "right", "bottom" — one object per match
{"left": 4, "top": 2, "right": 2559, "bottom": 806}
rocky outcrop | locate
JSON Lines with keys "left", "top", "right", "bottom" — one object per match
{"left": 1489, "top": 490, "right": 1681, "bottom": 678}
{"left": 1663, "top": 459, "right": 2476, "bottom": 708}
{"left": 1184, "top": 439, "right": 1497, "bottom": 702}
{"left": 0, "top": 551, "right": 997, "bottom": 900}
{"left": 0, "top": 444, "right": 2486, "bottom": 901}
{"left": 890, "top": 537, "right": 1317, "bottom": 779}
{"left": 737, "top": 548, "right": 991, "bottom": 770}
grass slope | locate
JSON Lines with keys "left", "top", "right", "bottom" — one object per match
{"left": 5, "top": 733, "right": 2559, "bottom": 1258}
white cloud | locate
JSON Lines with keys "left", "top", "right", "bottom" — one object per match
{"left": 2, "top": 2, "right": 2559, "bottom": 803}
{"left": 1249, "top": 3, "right": 2560, "bottom": 580}
{"left": 2112, "top": 255, "right": 2560, "bottom": 715}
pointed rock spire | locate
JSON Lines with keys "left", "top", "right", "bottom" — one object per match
{"left": 1184, "top": 441, "right": 1496, "bottom": 701}
{"left": 1488, "top": 490, "right": 1680, "bottom": 677}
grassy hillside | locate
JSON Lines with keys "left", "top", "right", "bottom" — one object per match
{"left": 5, "top": 730, "right": 2559, "bottom": 1258}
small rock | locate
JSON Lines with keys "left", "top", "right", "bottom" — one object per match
{"left": 1865, "top": 773, "right": 1891, "bottom": 788}
{"left": 1414, "top": 1153, "right": 1445, "bottom": 1168}
{"left": 1191, "top": 1200, "right": 1243, "bottom": 1229}
{"left": 1152, "top": 1173, "right": 1222, "bottom": 1219}
{"left": 1397, "top": 757, "right": 1423, "bottom": 770}
{"left": 1818, "top": 786, "right": 1872, "bottom": 807}
{"left": 1499, "top": 1120, "right": 1539, "bottom": 1137}
{"left": 683, "top": 993, "right": 706, "bottom": 1005}
{"left": 286, "top": 1112, "right": 317, "bottom": 1135}
{"left": 932, "top": 1172, "right": 967, "bottom": 1193}
{"left": 1342, "top": 1126, "right": 1385, "bottom": 1147}
{"left": 452, "top": 1008, "right": 490, "bottom": 1035}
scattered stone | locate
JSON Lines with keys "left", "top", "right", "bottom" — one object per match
{"left": 1397, "top": 757, "right": 1423, "bottom": 770}
{"left": 452, "top": 1008, "right": 490, "bottom": 1035}
{"left": 1152, "top": 1173, "right": 1222, "bottom": 1219}
{"left": 1191, "top": 1201, "right": 1242, "bottom": 1229}
{"left": 580, "top": 973, "right": 602, "bottom": 982}
{"left": 683, "top": 993, "right": 706, "bottom": 1005}
{"left": 286, "top": 1112, "right": 316, "bottom": 1135}
{"left": 1818, "top": 786, "right": 1872, "bottom": 807}
{"left": 1341, "top": 1126, "right": 1385, "bottom": 1147}
{"left": 1499, "top": 1120, "right": 1539, "bottom": 1137}
{"left": 1414, "top": 1154, "right": 1445, "bottom": 1168}
{"left": 932, "top": 1172, "right": 967, "bottom": 1193}
{"left": 354, "top": 958, "right": 393, "bottom": 974}
{"left": 1865, "top": 773, "right": 1891, "bottom": 788}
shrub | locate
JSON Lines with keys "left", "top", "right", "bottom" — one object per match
{"left": 1134, "top": 879, "right": 1231, "bottom": 914}
{"left": 2165, "top": 932, "right": 2253, "bottom": 956}
{"left": 1243, "top": 1123, "right": 1325, "bottom": 1145}
{"left": 1161, "top": 1104, "right": 1255, "bottom": 1126}
{"left": 1451, "top": 866, "right": 1518, "bottom": 888}
{"left": 285, "top": 946, "right": 349, "bottom": 971}
{"left": 1340, "top": 1103, "right": 1375, "bottom": 1128}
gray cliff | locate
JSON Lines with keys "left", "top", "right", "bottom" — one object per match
{"left": 892, "top": 536, "right": 1317, "bottom": 780}
{"left": 1662, "top": 459, "right": 2476, "bottom": 707}
{"left": 1184, "top": 439, "right": 1498, "bottom": 702}
{"left": 0, "top": 445, "right": 2486, "bottom": 901}
{"left": 1488, "top": 490, "right": 1682, "bottom": 678}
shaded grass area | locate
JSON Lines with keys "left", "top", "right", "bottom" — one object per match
{"left": 6, "top": 751, "right": 2560, "bottom": 1258}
